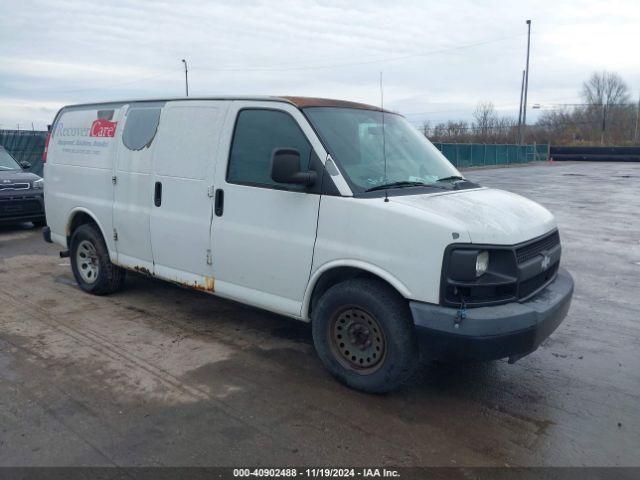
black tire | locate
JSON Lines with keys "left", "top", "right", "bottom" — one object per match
{"left": 312, "top": 278, "right": 418, "bottom": 393}
{"left": 70, "top": 223, "right": 125, "bottom": 295}
{"left": 32, "top": 218, "right": 46, "bottom": 227}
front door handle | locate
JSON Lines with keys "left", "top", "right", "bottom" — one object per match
{"left": 214, "top": 189, "right": 224, "bottom": 216}
{"left": 154, "top": 181, "right": 162, "bottom": 207}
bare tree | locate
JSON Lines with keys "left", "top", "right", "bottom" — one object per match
{"left": 421, "top": 120, "right": 431, "bottom": 137}
{"left": 472, "top": 102, "right": 497, "bottom": 141}
{"left": 581, "top": 71, "right": 630, "bottom": 107}
{"left": 432, "top": 121, "right": 469, "bottom": 143}
{"left": 581, "top": 71, "right": 631, "bottom": 144}
{"left": 495, "top": 116, "right": 518, "bottom": 143}
{"left": 424, "top": 71, "right": 635, "bottom": 146}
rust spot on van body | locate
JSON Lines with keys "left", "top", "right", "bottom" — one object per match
{"left": 191, "top": 277, "right": 215, "bottom": 293}
{"left": 133, "top": 266, "right": 152, "bottom": 276}
{"left": 128, "top": 265, "right": 214, "bottom": 293}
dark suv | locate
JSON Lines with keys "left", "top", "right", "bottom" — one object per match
{"left": 0, "top": 146, "right": 45, "bottom": 226}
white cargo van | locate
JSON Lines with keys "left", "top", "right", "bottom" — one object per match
{"left": 43, "top": 96, "right": 573, "bottom": 392}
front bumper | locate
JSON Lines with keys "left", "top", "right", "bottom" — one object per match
{"left": 410, "top": 268, "right": 574, "bottom": 362}
{"left": 0, "top": 193, "right": 45, "bottom": 224}
{"left": 42, "top": 226, "right": 52, "bottom": 243}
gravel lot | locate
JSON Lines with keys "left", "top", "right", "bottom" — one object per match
{"left": 0, "top": 161, "right": 638, "bottom": 467}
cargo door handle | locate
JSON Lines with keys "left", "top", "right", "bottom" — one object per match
{"left": 154, "top": 181, "right": 162, "bottom": 207}
{"left": 214, "top": 189, "right": 224, "bottom": 217}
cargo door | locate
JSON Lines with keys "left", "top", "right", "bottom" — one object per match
{"left": 149, "top": 101, "right": 230, "bottom": 289}
{"left": 113, "top": 102, "right": 163, "bottom": 272}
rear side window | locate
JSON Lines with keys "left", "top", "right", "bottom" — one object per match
{"left": 227, "top": 109, "right": 311, "bottom": 189}
{"left": 123, "top": 107, "right": 161, "bottom": 151}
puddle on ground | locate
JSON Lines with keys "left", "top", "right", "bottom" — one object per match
{"left": 54, "top": 275, "right": 78, "bottom": 287}
{"left": 270, "top": 323, "right": 312, "bottom": 344}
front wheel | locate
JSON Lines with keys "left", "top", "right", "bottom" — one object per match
{"left": 70, "top": 224, "right": 125, "bottom": 295}
{"left": 312, "top": 278, "right": 418, "bottom": 393}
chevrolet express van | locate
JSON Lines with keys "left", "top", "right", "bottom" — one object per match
{"left": 43, "top": 96, "right": 574, "bottom": 392}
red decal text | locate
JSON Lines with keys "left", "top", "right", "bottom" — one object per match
{"left": 90, "top": 119, "right": 117, "bottom": 137}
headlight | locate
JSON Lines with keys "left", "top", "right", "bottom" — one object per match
{"left": 476, "top": 250, "right": 489, "bottom": 277}
{"left": 443, "top": 247, "right": 518, "bottom": 307}
{"left": 33, "top": 178, "right": 44, "bottom": 189}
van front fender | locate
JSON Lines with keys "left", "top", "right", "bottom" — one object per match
{"left": 302, "top": 260, "right": 413, "bottom": 321}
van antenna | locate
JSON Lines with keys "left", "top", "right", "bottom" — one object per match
{"left": 380, "top": 72, "right": 389, "bottom": 203}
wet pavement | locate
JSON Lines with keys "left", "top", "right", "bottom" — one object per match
{"left": 0, "top": 161, "right": 638, "bottom": 466}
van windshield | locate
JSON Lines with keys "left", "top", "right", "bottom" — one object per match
{"left": 304, "top": 107, "right": 461, "bottom": 193}
{"left": 0, "top": 148, "right": 21, "bottom": 171}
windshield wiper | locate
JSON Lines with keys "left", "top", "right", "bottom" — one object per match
{"left": 365, "top": 181, "right": 449, "bottom": 192}
{"left": 436, "top": 175, "right": 466, "bottom": 183}
{"left": 365, "top": 181, "right": 432, "bottom": 192}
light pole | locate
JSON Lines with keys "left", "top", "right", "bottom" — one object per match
{"left": 517, "top": 69, "right": 525, "bottom": 144}
{"left": 520, "top": 19, "right": 532, "bottom": 144}
{"left": 182, "top": 59, "right": 189, "bottom": 97}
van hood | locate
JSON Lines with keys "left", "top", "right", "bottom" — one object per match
{"left": 390, "top": 187, "right": 556, "bottom": 245}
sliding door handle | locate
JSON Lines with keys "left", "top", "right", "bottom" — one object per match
{"left": 154, "top": 181, "right": 162, "bottom": 207}
{"left": 214, "top": 189, "right": 224, "bottom": 217}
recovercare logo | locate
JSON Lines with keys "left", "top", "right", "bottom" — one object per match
{"left": 54, "top": 119, "right": 117, "bottom": 138}
{"left": 90, "top": 118, "right": 117, "bottom": 137}
{"left": 52, "top": 114, "right": 118, "bottom": 156}
{"left": 53, "top": 123, "right": 91, "bottom": 138}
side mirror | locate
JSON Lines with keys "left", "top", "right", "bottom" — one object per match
{"left": 271, "top": 148, "right": 316, "bottom": 186}
{"left": 20, "top": 161, "right": 31, "bottom": 169}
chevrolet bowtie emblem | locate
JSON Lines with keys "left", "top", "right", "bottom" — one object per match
{"left": 541, "top": 253, "right": 551, "bottom": 271}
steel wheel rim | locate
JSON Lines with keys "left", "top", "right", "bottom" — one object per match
{"left": 329, "top": 306, "right": 386, "bottom": 373}
{"left": 76, "top": 240, "right": 99, "bottom": 284}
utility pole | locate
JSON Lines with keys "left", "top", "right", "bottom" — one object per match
{"left": 517, "top": 69, "right": 525, "bottom": 144}
{"left": 181, "top": 59, "right": 189, "bottom": 97}
{"left": 634, "top": 93, "right": 640, "bottom": 144}
{"left": 520, "top": 19, "right": 532, "bottom": 145}
{"left": 601, "top": 103, "right": 607, "bottom": 145}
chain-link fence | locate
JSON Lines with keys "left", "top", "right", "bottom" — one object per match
{"left": 433, "top": 143, "right": 549, "bottom": 168}
{"left": 0, "top": 130, "right": 48, "bottom": 176}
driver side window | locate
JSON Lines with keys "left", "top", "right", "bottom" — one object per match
{"left": 227, "top": 109, "right": 312, "bottom": 189}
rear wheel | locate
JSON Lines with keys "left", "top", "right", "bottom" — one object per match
{"left": 312, "top": 278, "right": 418, "bottom": 393}
{"left": 70, "top": 224, "right": 125, "bottom": 295}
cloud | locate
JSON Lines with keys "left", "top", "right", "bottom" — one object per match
{"left": 1, "top": 0, "right": 639, "bottom": 130}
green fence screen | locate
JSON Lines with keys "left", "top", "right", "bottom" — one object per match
{"left": 0, "top": 131, "right": 549, "bottom": 177}
{"left": 0, "top": 130, "right": 48, "bottom": 176}
{"left": 432, "top": 143, "right": 549, "bottom": 168}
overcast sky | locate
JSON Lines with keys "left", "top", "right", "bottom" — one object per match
{"left": 1, "top": 0, "right": 638, "bottom": 130}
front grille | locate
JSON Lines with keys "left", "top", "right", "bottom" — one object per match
{"left": 0, "top": 197, "right": 42, "bottom": 216}
{"left": 442, "top": 229, "right": 563, "bottom": 308}
{"left": 519, "top": 262, "right": 559, "bottom": 299}
{"left": 516, "top": 230, "right": 560, "bottom": 264}
{"left": 0, "top": 182, "right": 30, "bottom": 191}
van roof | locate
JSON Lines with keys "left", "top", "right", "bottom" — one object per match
{"left": 59, "top": 96, "right": 388, "bottom": 112}
{"left": 281, "top": 96, "right": 384, "bottom": 111}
